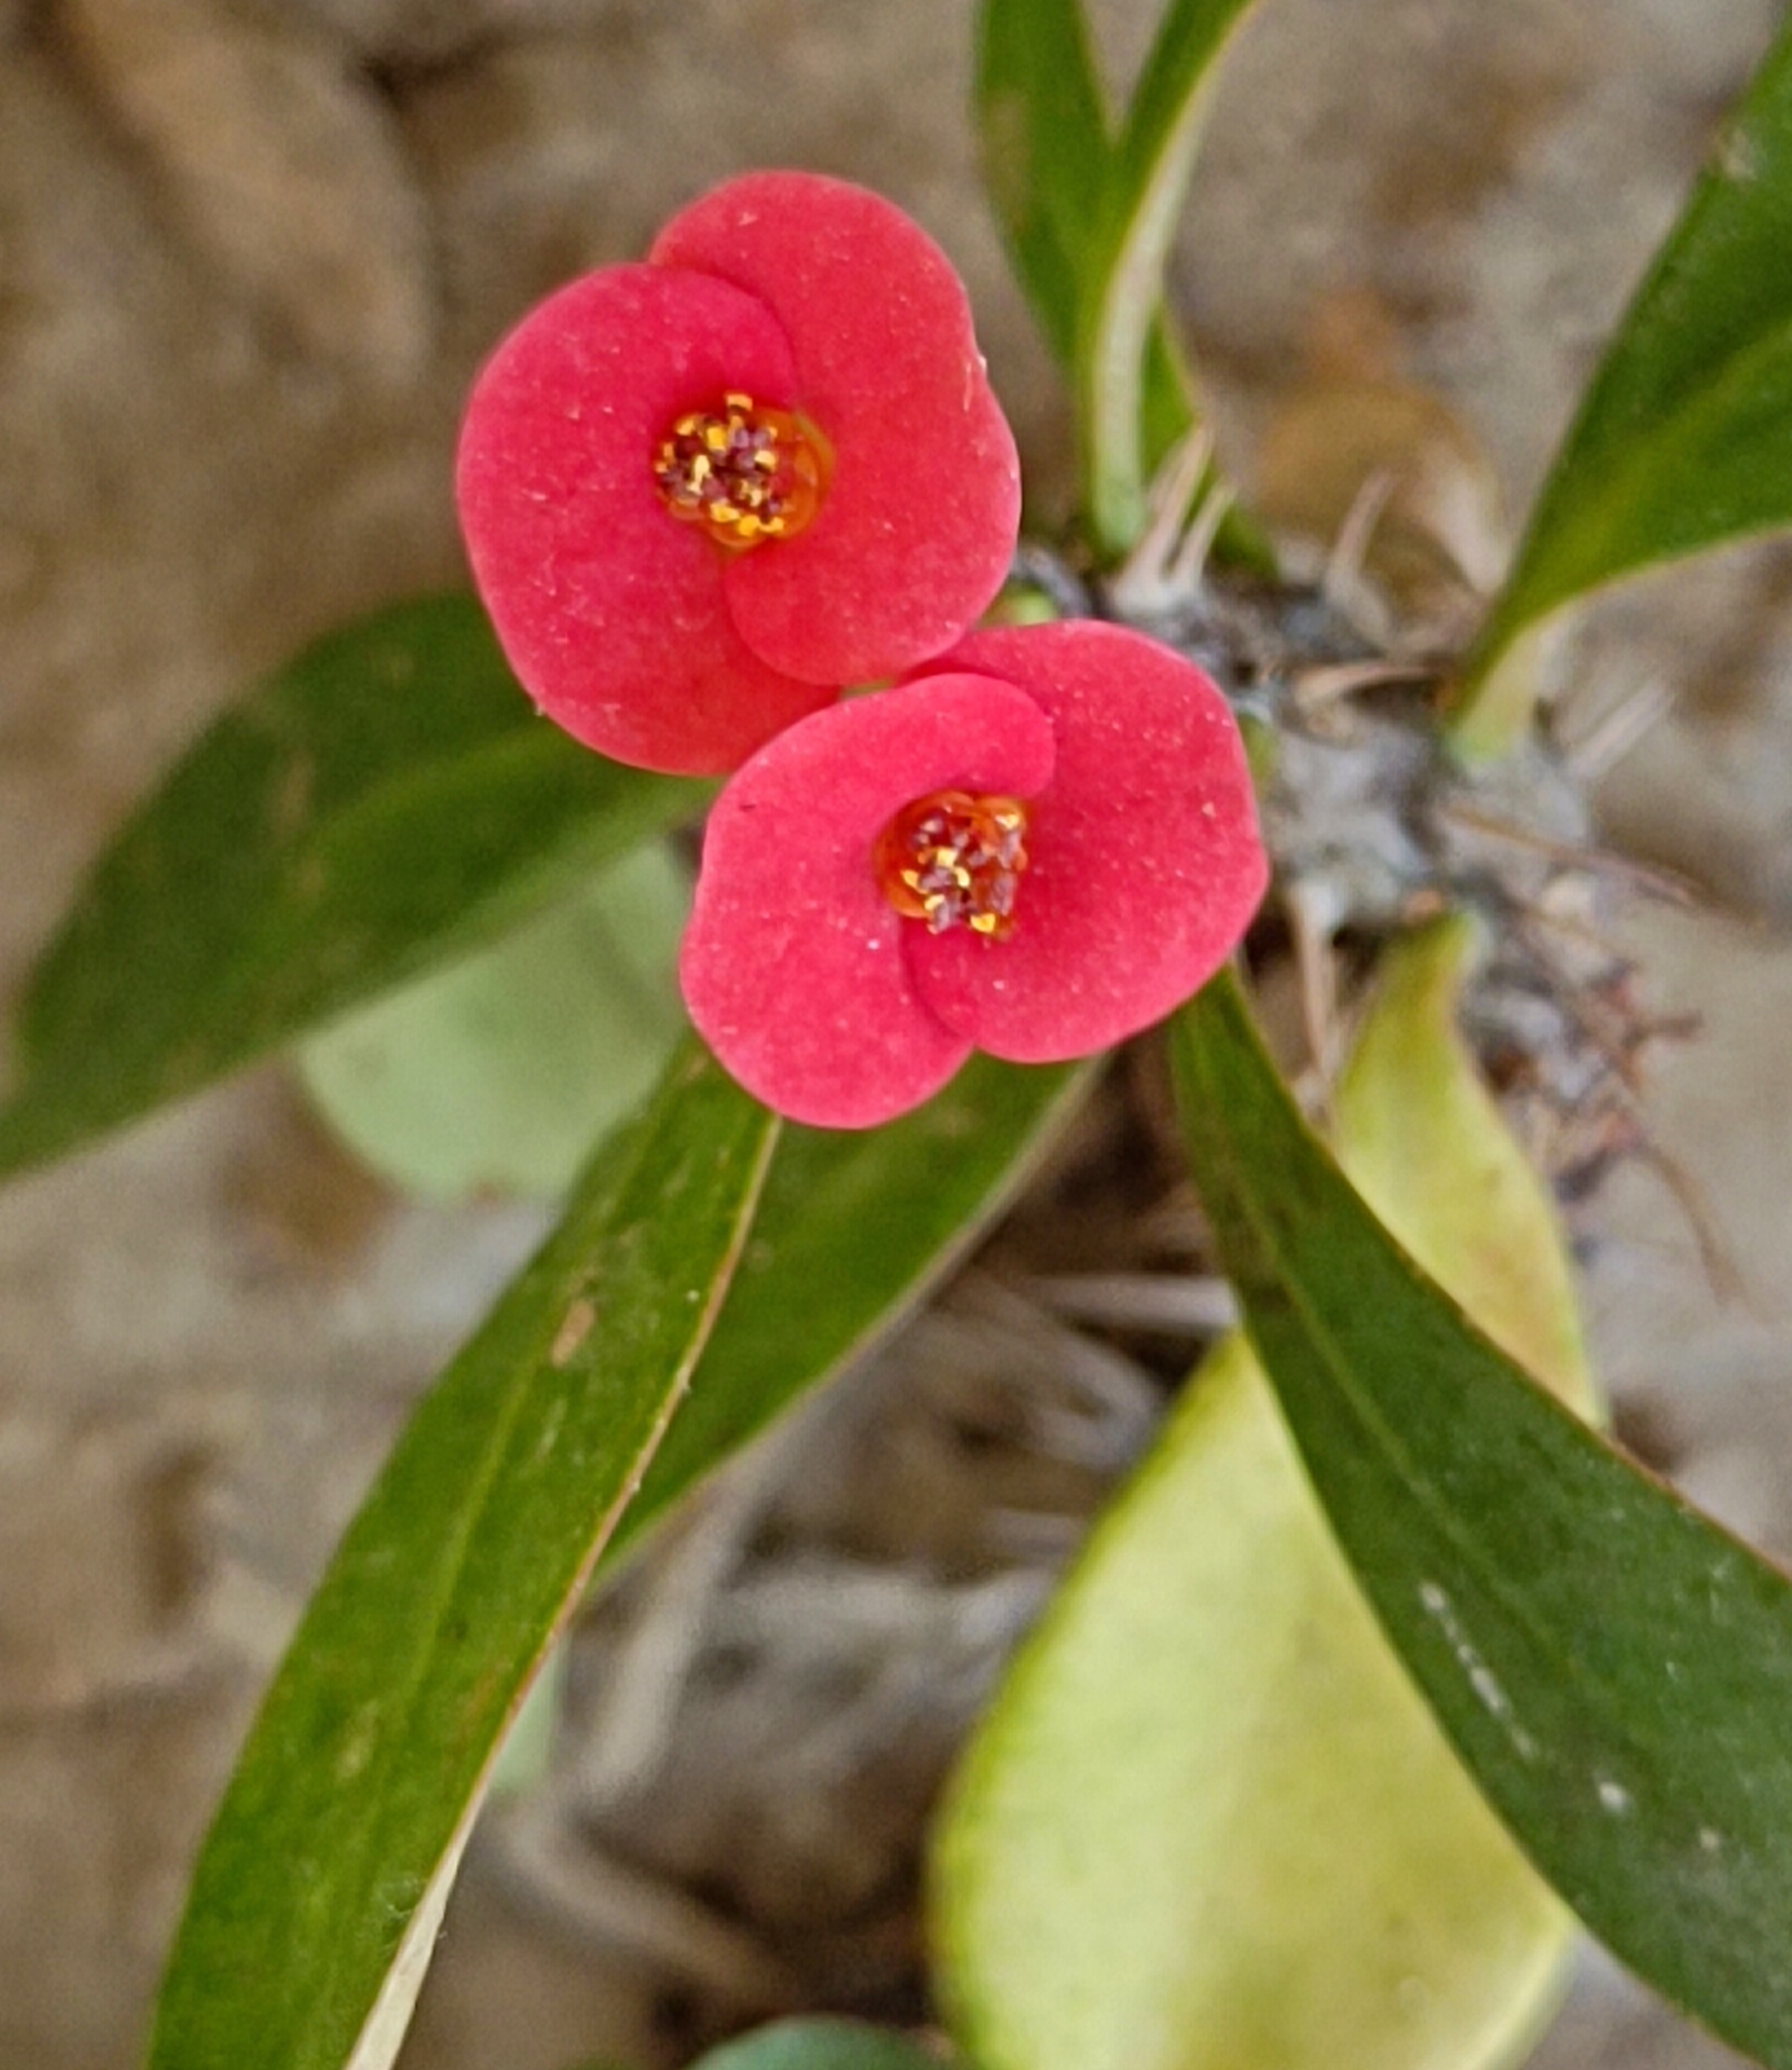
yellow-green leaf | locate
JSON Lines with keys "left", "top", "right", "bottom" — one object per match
{"left": 1332, "top": 917, "right": 1591, "bottom": 1409}
{"left": 934, "top": 921, "right": 1588, "bottom": 2070}
{"left": 298, "top": 844, "right": 690, "bottom": 1202}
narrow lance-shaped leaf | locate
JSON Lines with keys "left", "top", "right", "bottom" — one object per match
{"left": 975, "top": 0, "right": 1112, "bottom": 369}
{"left": 972, "top": 0, "right": 1265, "bottom": 563}
{"left": 150, "top": 1042, "right": 778, "bottom": 2070}
{"left": 1173, "top": 966, "right": 1792, "bottom": 2070}
{"left": 935, "top": 921, "right": 1585, "bottom": 2070}
{"left": 1080, "top": 0, "right": 1259, "bottom": 550}
{"left": 612, "top": 1054, "right": 1093, "bottom": 1570}
{"left": 1454, "top": 9, "right": 1792, "bottom": 755}
{"left": 0, "top": 595, "right": 705, "bottom": 1179}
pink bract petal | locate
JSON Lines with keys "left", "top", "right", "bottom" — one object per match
{"left": 456, "top": 264, "right": 837, "bottom": 774}
{"left": 903, "top": 623, "right": 1268, "bottom": 1061}
{"left": 681, "top": 675, "right": 1057, "bottom": 1128}
{"left": 651, "top": 172, "right": 1021, "bottom": 685}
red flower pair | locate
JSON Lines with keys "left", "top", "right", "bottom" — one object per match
{"left": 457, "top": 172, "right": 1267, "bottom": 1128}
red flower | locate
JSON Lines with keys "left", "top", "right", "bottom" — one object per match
{"left": 455, "top": 172, "right": 1021, "bottom": 775}
{"left": 680, "top": 622, "right": 1269, "bottom": 1127}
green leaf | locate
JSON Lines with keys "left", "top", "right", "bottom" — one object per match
{"left": 297, "top": 844, "right": 691, "bottom": 1202}
{"left": 0, "top": 595, "right": 705, "bottom": 1178}
{"left": 975, "top": 0, "right": 1113, "bottom": 370}
{"left": 1139, "top": 323, "right": 1198, "bottom": 477}
{"left": 975, "top": 0, "right": 1258, "bottom": 557}
{"left": 1172, "top": 965, "right": 1792, "bottom": 2070}
{"left": 610, "top": 1054, "right": 1093, "bottom": 1568}
{"left": 1081, "top": 0, "right": 1259, "bottom": 550}
{"left": 935, "top": 923, "right": 1585, "bottom": 2070}
{"left": 692, "top": 2020, "right": 949, "bottom": 2070}
{"left": 150, "top": 1042, "right": 778, "bottom": 2070}
{"left": 1331, "top": 917, "right": 1592, "bottom": 1410}
{"left": 1456, "top": 11, "right": 1792, "bottom": 753}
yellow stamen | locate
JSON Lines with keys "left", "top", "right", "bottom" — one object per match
{"left": 873, "top": 790, "right": 1031, "bottom": 938}
{"left": 654, "top": 392, "right": 829, "bottom": 550}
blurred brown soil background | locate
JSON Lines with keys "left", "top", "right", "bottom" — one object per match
{"left": 4, "top": 1, "right": 1792, "bottom": 2066}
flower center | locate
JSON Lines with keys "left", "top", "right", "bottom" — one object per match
{"left": 653, "top": 392, "right": 828, "bottom": 549}
{"left": 874, "top": 789, "right": 1031, "bottom": 938}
